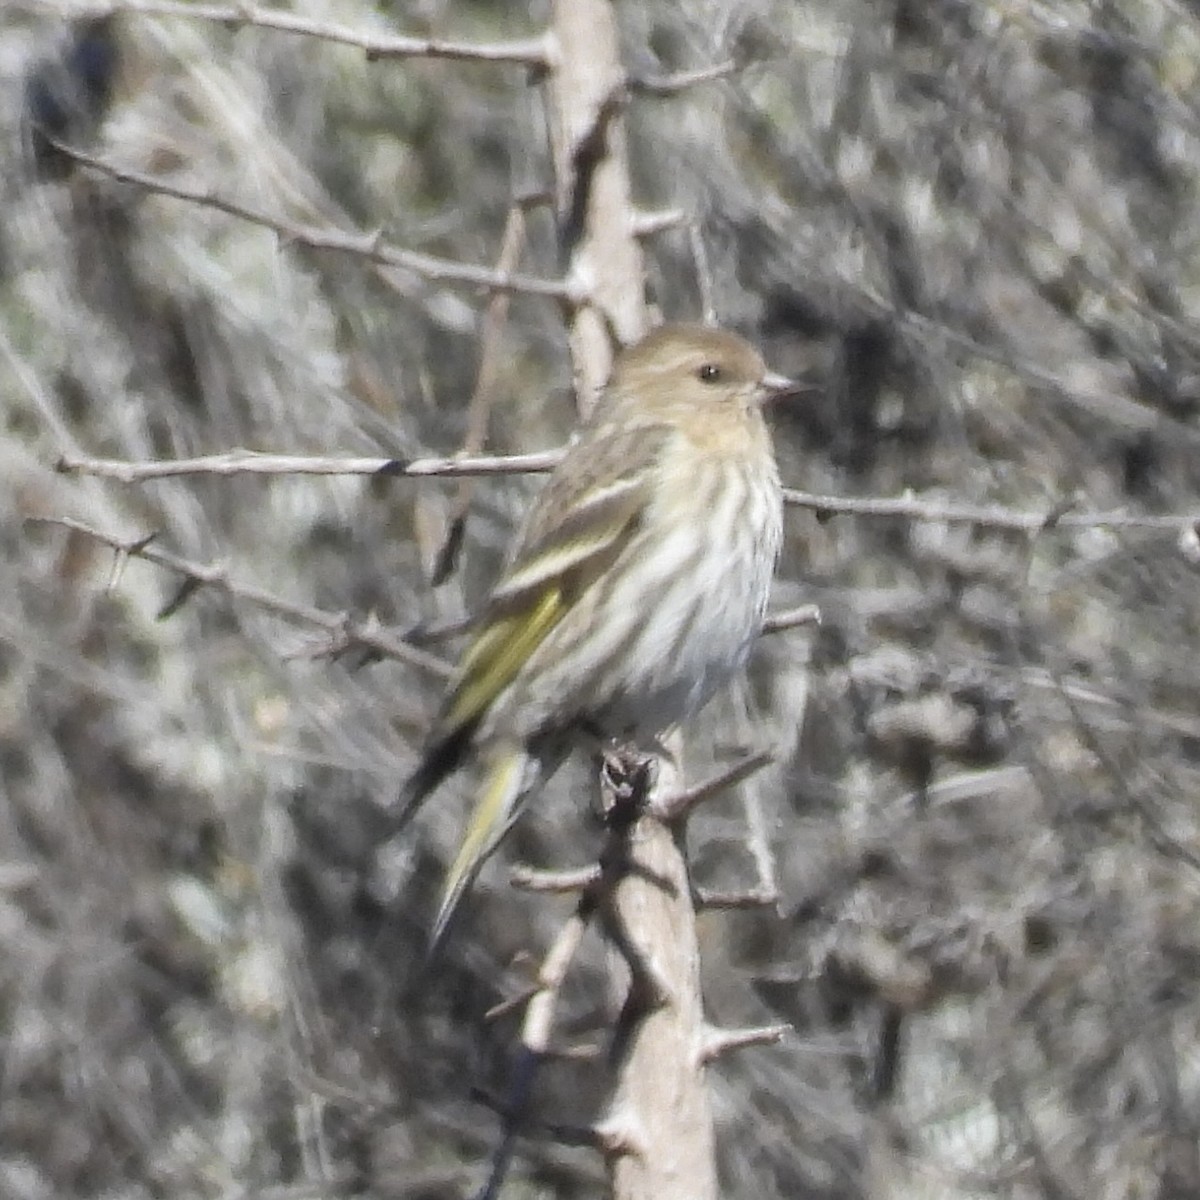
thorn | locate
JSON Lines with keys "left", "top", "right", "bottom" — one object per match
{"left": 590, "top": 1109, "right": 648, "bottom": 1160}
{"left": 1178, "top": 520, "right": 1200, "bottom": 565}
{"left": 656, "top": 749, "right": 774, "bottom": 821}
{"left": 514, "top": 187, "right": 554, "bottom": 211}
{"left": 402, "top": 611, "right": 477, "bottom": 645}
{"left": 430, "top": 514, "right": 466, "bottom": 585}
{"left": 510, "top": 863, "right": 600, "bottom": 893}
{"left": 106, "top": 547, "right": 129, "bottom": 594}
{"left": 156, "top": 574, "right": 205, "bottom": 620}
{"left": 485, "top": 984, "right": 538, "bottom": 1023}
{"left": 697, "top": 1022, "right": 790, "bottom": 1065}
{"left": 375, "top": 457, "right": 412, "bottom": 476}
{"left": 631, "top": 208, "right": 687, "bottom": 237}
{"left": 1038, "top": 495, "right": 1078, "bottom": 532}
{"left": 693, "top": 885, "right": 779, "bottom": 911}
{"left": 540, "top": 1040, "right": 602, "bottom": 1062}
{"left": 105, "top": 531, "right": 157, "bottom": 594}
{"left": 762, "top": 603, "right": 821, "bottom": 634}
{"left": 628, "top": 59, "right": 737, "bottom": 95}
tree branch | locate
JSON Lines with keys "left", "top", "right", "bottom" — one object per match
{"left": 783, "top": 488, "right": 1200, "bottom": 534}
{"left": 656, "top": 750, "right": 775, "bottom": 823}
{"left": 26, "top": 516, "right": 453, "bottom": 678}
{"left": 56, "top": 448, "right": 1200, "bottom": 535}
{"left": 693, "top": 887, "right": 779, "bottom": 911}
{"left": 430, "top": 204, "right": 529, "bottom": 585}
{"left": 50, "top": 143, "right": 575, "bottom": 301}
{"left": 21, "top": 0, "right": 552, "bottom": 65}
{"left": 629, "top": 61, "right": 738, "bottom": 96}
{"left": 510, "top": 864, "right": 601, "bottom": 893}
{"left": 56, "top": 448, "right": 564, "bottom": 482}
{"left": 630, "top": 209, "right": 689, "bottom": 237}
{"left": 697, "top": 1023, "right": 790, "bottom": 1065}
{"left": 761, "top": 604, "right": 821, "bottom": 634}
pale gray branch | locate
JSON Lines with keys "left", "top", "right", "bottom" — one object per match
{"left": 26, "top": 517, "right": 453, "bottom": 678}
{"left": 57, "top": 449, "right": 1200, "bottom": 536}
{"left": 51, "top": 143, "right": 575, "bottom": 301}
{"left": 658, "top": 750, "right": 775, "bottom": 822}
{"left": 762, "top": 604, "right": 821, "bottom": 633}
{"left": 697, "top": 1023, "right": 790, "bottom": 1065}
{"left": 21, "top": 0, "right": 552, "bottom": 65}
{"left": 630, "top": 61, "right": 738, "bottom": 95}
{"left": 510, "top": 864, "right": 601, "bottom": 893}
{"left": 631, "top": 209, "right": 689, "bottom": 237}
{"left": 783, "top": 488, "right": 1200, "bottom": 533}
{"left": 56, "top": 448, "right": 564, "bottom": 482}
{"left": 693, "top": 887, "right": 779, "bottom": 911}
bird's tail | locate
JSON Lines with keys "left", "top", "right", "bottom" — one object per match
{"left": 430, "top": 740, "right": 529, "bottom": 950}
{"left": 392, "top": 723, "right": 476, "bottom": 836}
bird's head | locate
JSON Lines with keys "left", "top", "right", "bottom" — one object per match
{"left": 605, "top": 324, "right": 803, "bottom": 429}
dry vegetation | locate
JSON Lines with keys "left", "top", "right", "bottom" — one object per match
{"left": 6, "top": 1, "right": 1200, "bottom": 1197}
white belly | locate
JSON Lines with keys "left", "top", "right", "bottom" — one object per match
{"left": 505, "top": 451, "right": 782, "bottom": 742}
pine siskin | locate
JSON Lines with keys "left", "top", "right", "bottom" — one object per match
{"left": 397, "top": 323, "right": 796, "bottom": 944}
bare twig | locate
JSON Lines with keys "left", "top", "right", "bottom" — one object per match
{"left": 474, "top": 907, "right": 590, "bottom": 1200}
{"left": 401, "top": 612, "right": 477, "bottom": 646}
{"left": 629, "top": 60, "right": 738, "bottom": 95}
{"left": 56, "top": 448, "right": 564, "bottom": 482}
{"left": 657, "top": 749, "right": 775, "bottom": 822}
{"left": 697, "top": 1023, "right": 790, "bottom": 1064}
{"left": 693, "top": 887, "right": 779, "bottom": 910}
{"left": 688, "top": 222, "right": 717, "bottom": 328}
{"left": 724, "top": 687, "right": 785, "bottom": 920}
{"left": 50, "top": 143, "right": 574, "bottom": 301}
{"left": 545, "top": 1, "right": 647, "bottom": 414}
{"left": 20, "top": 0, "right": 552, "bottom": 65}
{"left": 783, "top": 488, "right": 1200, "bottom": 533}
{"left": 26, "top": 516, "right": 453, "bottom": 678}
{"left": 510, "top": 864, "right": 601, "bottom": 893}
{"left": 431, "top": 205, "right": 529, "bottom": 584}
{"left": 57, "top": 448, "right": 1200, "bottom": 535}
{"left": 631, "top": 209, "right": 689, "bottom": 237}
{"left": 762, "top": 604, "right": 821, "bottom": 633}
{"left": 521, "top": 913, "right": 591, "bottom": 1056}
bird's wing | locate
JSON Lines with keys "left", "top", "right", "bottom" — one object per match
{"left": 395, "top": 421, "right": 669, "bottom": 822}
{"left": 441, "top": 421, "right": 670, "bottom": 734}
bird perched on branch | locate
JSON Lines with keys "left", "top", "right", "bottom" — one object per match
{"left": 396, "top": 323, "right": 799, "bottom": 945}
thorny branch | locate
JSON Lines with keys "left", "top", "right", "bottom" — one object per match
{"left": 27, "top": 516, "right": 816, "bottom": 669}
{"left": 26, "top": 516, "right": 453, "bottom": 678}
{"left": 56, "top": 448, "right": 1200, "bottom": 538}
{"left": 18, "top": 0, "right": 552, "bottom": 65}
{"left": 56, "top": 448, "right": 565, "bottom": 483}
{"left": 629, "top": 60, "right": 738, "bottom": 96}
{"left": 50, "top": 143, "right": 575, "bottom": 301}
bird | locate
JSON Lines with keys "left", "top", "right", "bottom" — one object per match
{"left": 397, "top": 322, "right": 797, "bottom": 946}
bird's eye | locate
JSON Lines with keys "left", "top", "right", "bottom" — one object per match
{"left": 697, "top": 363, "right": 722, "bottom": 383}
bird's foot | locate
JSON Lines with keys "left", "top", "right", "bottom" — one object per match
{"left": 598, "top": 743, "right": 658, "bottom": 825}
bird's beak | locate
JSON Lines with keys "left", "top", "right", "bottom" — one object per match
{"left": 758, "top": 369, "right": 816, "bottom": 405}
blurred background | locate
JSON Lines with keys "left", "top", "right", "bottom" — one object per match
{"left": 5, "top": 1, "right": 1200, "bottom": 1196}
